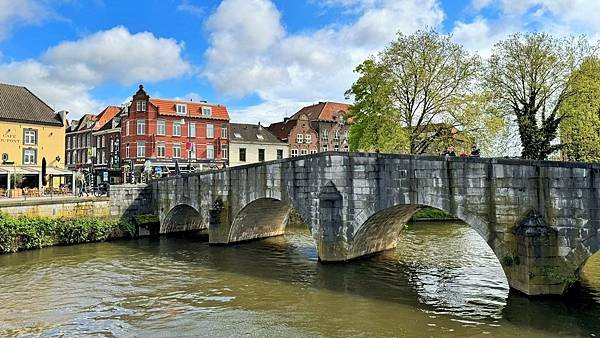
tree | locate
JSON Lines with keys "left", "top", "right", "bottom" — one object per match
{"left": 485, "top": 33, "right": 593, "bottom": 160}
{"left": 346, "top": 30, "right": 501, "bottom": 155}
{"left": 559, "top": 57, "right": 600, "bottom": 161}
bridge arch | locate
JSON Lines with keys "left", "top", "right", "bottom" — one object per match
{"left": 228, "top": 198, "right": 311, "bottom": 243}
{"left": 162, "top": 204, "right": 204, "bottom": 234}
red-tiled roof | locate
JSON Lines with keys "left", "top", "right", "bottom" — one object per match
{"left": 150, "top": 98, "right": 230, "bottom": 121}
{"left": 268, "top": 119, "right": 297, "bottom": 141}
{"left": 290, "top": 101, "right": 351, "bottom": 122}
{"left": 95, "top": 106, "right": 121, "bottom": 130}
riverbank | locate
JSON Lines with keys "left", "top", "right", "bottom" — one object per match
{"left": 0, "top": 213, "right": 137, "bottom": 254}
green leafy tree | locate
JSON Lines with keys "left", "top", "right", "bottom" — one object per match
{"left": 559, "top": 57, "right": 600, "bottom": 161}
{"left": 347, "top": 30, "right": 502, "bottom": 155}
{"left": 486, "top": 33, "right": 593, "bottom": 160}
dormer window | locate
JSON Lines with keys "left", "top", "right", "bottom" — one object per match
{"left": 136, "top": 101, "right": 146, "bottom": 112}
{"left": 176, "top": 104, "right": 187, "bottom": 115}
{"left": 202, "top": 106, "right": 212, "bottom": 117}
{"left": 257, "top": 134, "right": 264, "bottom": 140}
{"left": 234, "top": 132, "right": 242, "bottom": 138}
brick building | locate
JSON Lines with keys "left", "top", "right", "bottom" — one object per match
{"left": 92, "top": 107, "right": 123, "bottom": 184}
{"left": 268, "top": 101, "right": 351, "bottom": 156}
{"left": 120, "top": 85, "right": 230, "bottom": 180}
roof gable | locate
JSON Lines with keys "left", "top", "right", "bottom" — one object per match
{"left": 290, "top": 101, "right": 351, "bottom": 122}
{"left": 149, "top": 98, "right": 230, "bottom": 121}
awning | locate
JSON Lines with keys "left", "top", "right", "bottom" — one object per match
{"left": 0, "top": 166, "right": 73, "bottom": 175}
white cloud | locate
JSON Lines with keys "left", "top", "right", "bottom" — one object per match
{"left": 0, "top": 26, "right": 191, "bottom": 118}
{"left": 203, "top": 0, "right": 444, "bottom": 122}
{"left": 0, "top": 0, "right": 51, "bottom": 41}
{"left": 176, "top": 0, "right": 205, "bottom": 17}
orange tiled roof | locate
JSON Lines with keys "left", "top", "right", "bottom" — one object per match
{"left": 290, "top": 101, "right": 351, "bottom": 122}
{"left": 150, "top": 98, "right": 230, "bottom": 121}
{"left": 95, "top": 106, "right": 121, "bottom": 130}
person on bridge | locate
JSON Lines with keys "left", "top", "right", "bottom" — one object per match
{"left": 76, "top": 169, "right": 89, "bottom": 197}
{"left": 470, "top": 145, "right": 481, "bottom": 158}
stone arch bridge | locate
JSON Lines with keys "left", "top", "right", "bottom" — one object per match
{"left": 151, "top": 152, "right": 600, "bottom": 296}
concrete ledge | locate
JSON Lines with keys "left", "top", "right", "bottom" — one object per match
{"left": 0, "top": 196, "right": 107, "bottom": 208}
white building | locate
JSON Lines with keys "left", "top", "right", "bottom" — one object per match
{"left": 229, "top": 123, "right": 289, "bottom": 167}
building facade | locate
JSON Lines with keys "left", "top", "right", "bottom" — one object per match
{"left": 120, "top": 85, "right": 230, "bottom": 181}
{"left": 0, "top": 83, "right": 68, "bottom": 190}
{"left": 229, "top": 123, "right": 289, "bottom": 167}
{"left": 268, "top": 101, "right": 351, "bottom": 156}
{"left": 91, "top": 107, "right": 123, "bottom": 184}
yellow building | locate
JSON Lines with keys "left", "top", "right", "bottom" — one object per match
{"left": 0, "top": 83, "right": 71, "bottom": 193}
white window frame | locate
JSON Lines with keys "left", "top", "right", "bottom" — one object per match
{"left": 221, "top": 124, "right": 228, "bottom": 139}
{"left": 202, "top": 106, "right": 212, "bottom": 117}
{"left": 136, "top": 101, "right": 147, "bottom": 111}
{"left": 137, "top": 141, "right": 145, "bottom": 158}
{"left": 291, "top": 149, "right": 298, "bottom": 157}
{"left": 24, "top": 129, "right": 37, "bottom": 145}
{"left": 305, "top": 134, "right": 312, "bottom": 144}
{"left": 157, "top": 120, "right": 166, "bottom": 135}
{"left": 176, "top": 104, "right": 188, "bottom": 115}
{"left": 206, "top": 144, "right": 214, "bottom": 159}
{"left": 173, "top": 122, "right": 181, "bottom": 136}
{"left": 157, "top": 142, "right": 166, "bottom": 158}
{"left": 137, "top": 119, "right": 146, "bottom": 135}
{"left": 189, "top": 143, "right": 196, "bottom": 159}
{"left": 206, "top": 124, "right": 214, "bottom": 138}
{"left": 126, "top": 121, "right": 130, "bottom": 136}
{"left": 322, "top": 129, "right": 328, "bottom": 141}
{"left": 301, "top": 149, "right": 308, "bottom": 155}
{"left": 296, "top": 134, "right": 304, "bottom": 144}
{"left": 221, "top": 144, "right": 228, "bottom": 159}
{"left": 23, "top": 148, "right": 36, "bottom": 164}
{"left": 189, "top": 122, "right": 196, "bottom": 138}
{"left": 125, "top": 144, "right": 130, "bottom": 158}
{"left": 173, "top": 143, "right": 181, "bottom": 158}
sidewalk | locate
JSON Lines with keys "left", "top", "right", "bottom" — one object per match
{"left": 0, "top": 195, "right": 106, "bottom": 207}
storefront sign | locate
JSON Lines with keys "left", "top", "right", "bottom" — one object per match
{"left": 0, "top": 133, "right": 18, "bottom": 143}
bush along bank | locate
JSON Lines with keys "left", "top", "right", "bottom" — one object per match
{"left": 411, "top": 207, "right": 459, "bottom": 221}
{"left": 0, "top": 213, "right": 137, "bottom": 254}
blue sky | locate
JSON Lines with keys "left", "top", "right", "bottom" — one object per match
{"left": 0, "top": 0, "right": 598, "bottom": 123}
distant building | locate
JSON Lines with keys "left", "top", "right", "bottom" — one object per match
{"left": 120, "top": 85, "right": 230, "bottom": 181}
{"left": 229, "top": 123, "right": 288, "bottom": 167}
{"left": 92, "top": 107, "right": 123, "bottom": 184}
{"left": 65, "top": 106, "right": 121, "bottom": 184}
{"left": 0, "top": 83, "right": 69, "bottom": 190}
{"left": 268, "top": 101, "right": 351, "bottom": 156}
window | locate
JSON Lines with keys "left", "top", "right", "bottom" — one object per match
{"left": 239, "top": 148, "right": 246, "bottom": 162}
{"left": 296, "top": 134, "right": 304, "bottom": 144}
{"left": 157, "top": 120, "right": 166, "bottom": 135}
{"left": 137, "top": 141, "right": 145, "bottom": 157}
{"left": 305, "top": 134, "right": 312, "bottom": 144}
{"left": 257, "top": 134, "right": 264, "bottom": 140}
{"left": 322, "top": 129, "right": 328, "bottom": 141}
{"left": 322, "top": 145, "right": 328, "bottom": 152}
{"left": 96, "top": 136, "right": 101, "bottom": 148}
{"left": 173, "top": 143, "right": 181, "bottom": 158}
{"left": 189, "top": 143, "right": 196, "bottom": 159}
{"left": 221, "top": 124, "right": 228, "bottom": 139}
{"left": 87, "top": 134, "right": 91, "bottom": 147}
{"left": 301, "top": 149, "right": 308, "bottom": 155}
{"left": 173, "top": 121, "right": 181, "bottom": 136}
{"left": 291, "top": 149, "right": 298, "bottom": 157}
{"left": 125, "top": 144, "right": 130, "bottom": 158}
{"left": 176, "top": 104, "right": 187, "bottom": 115}
{"left": 137, "top": 119, "right": 146, "bottom": 135}
{"left": 277, "top": 149, "right": 283, "bottom": 159}
{"left": 23, "top": 148, "right": 37, "bottom": 164}
{"left": 334, "top": 130, "right": 340, "bottom": 141}
{"left": 202, "top": 106, "right": 212, "bottom": 117}
{"left": 334, "top": 144, "right": 339, "bottom": 152}
{"left": 23, "top": 129, "right": 37, "bottom": 145}
{"left": 189, "top": 122, "right": 196, "bottom": 138}
{"left": 206, "top": 124, "right": 214, "bottom": 138}
{"left": 310, "top": 150, "right": 317, "bottom": 154}
{"left": 136, "top": 101, "right": 147, "bottom": 111}
{"left": 207, "top": 144, "right": 214, "bottom": 159}
{"left": 126, "top": 121, "right": 130, "bottom": 136}
{"left": 234, "top": 132, "right": 242, "bottom": 138}
{"left": 157, "top": 142, "right": 166, "bottom": 158}
{"left": 222, "top": 144, "right": 228, "bottom": 159}
{"left": 258, "top": 149, "right": 265, "bottom": 162}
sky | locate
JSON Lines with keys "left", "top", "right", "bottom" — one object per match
{"left": 1, "top": 0, "right": 600, "bottom": 124}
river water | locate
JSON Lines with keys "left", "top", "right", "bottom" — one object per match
{"left": 0, "top": 222, "right": 598, "bottom": 337}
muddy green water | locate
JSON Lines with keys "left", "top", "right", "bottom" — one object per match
{"left": 0, "top": 222, "right": 598, "bottom": 337}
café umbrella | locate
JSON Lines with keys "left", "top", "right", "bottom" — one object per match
{"left": 175, "top": 160, "right": 181, "bottom": 176}
{"left": 41, "top": 157, "right": 47, "bottom": 186}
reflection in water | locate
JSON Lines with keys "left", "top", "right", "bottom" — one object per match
{"left": 0, "top": 222, "right": 598, "bottom": 337}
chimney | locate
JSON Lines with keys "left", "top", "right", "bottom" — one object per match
{"left": 258, "top": 122, "right": 262, "bottom": 130}
{"left": 57, "top": 110, "right": 68, "bottom": 124}
{"left": 283, "top": 117, "right": 289, "bottom": 123}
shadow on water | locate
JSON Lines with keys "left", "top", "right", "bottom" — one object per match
{"left": 108, "top": 222, "right": 600, "bottom": 336}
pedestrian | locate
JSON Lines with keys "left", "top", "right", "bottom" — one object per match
{"left": 76, "top": 169, "right": 88, "bottom": 197}
{"left": 471, "top": 145, "right": 481, "bottom": 158}
{"left": 446, "top": 146, "right": 456, "bottom": 157}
